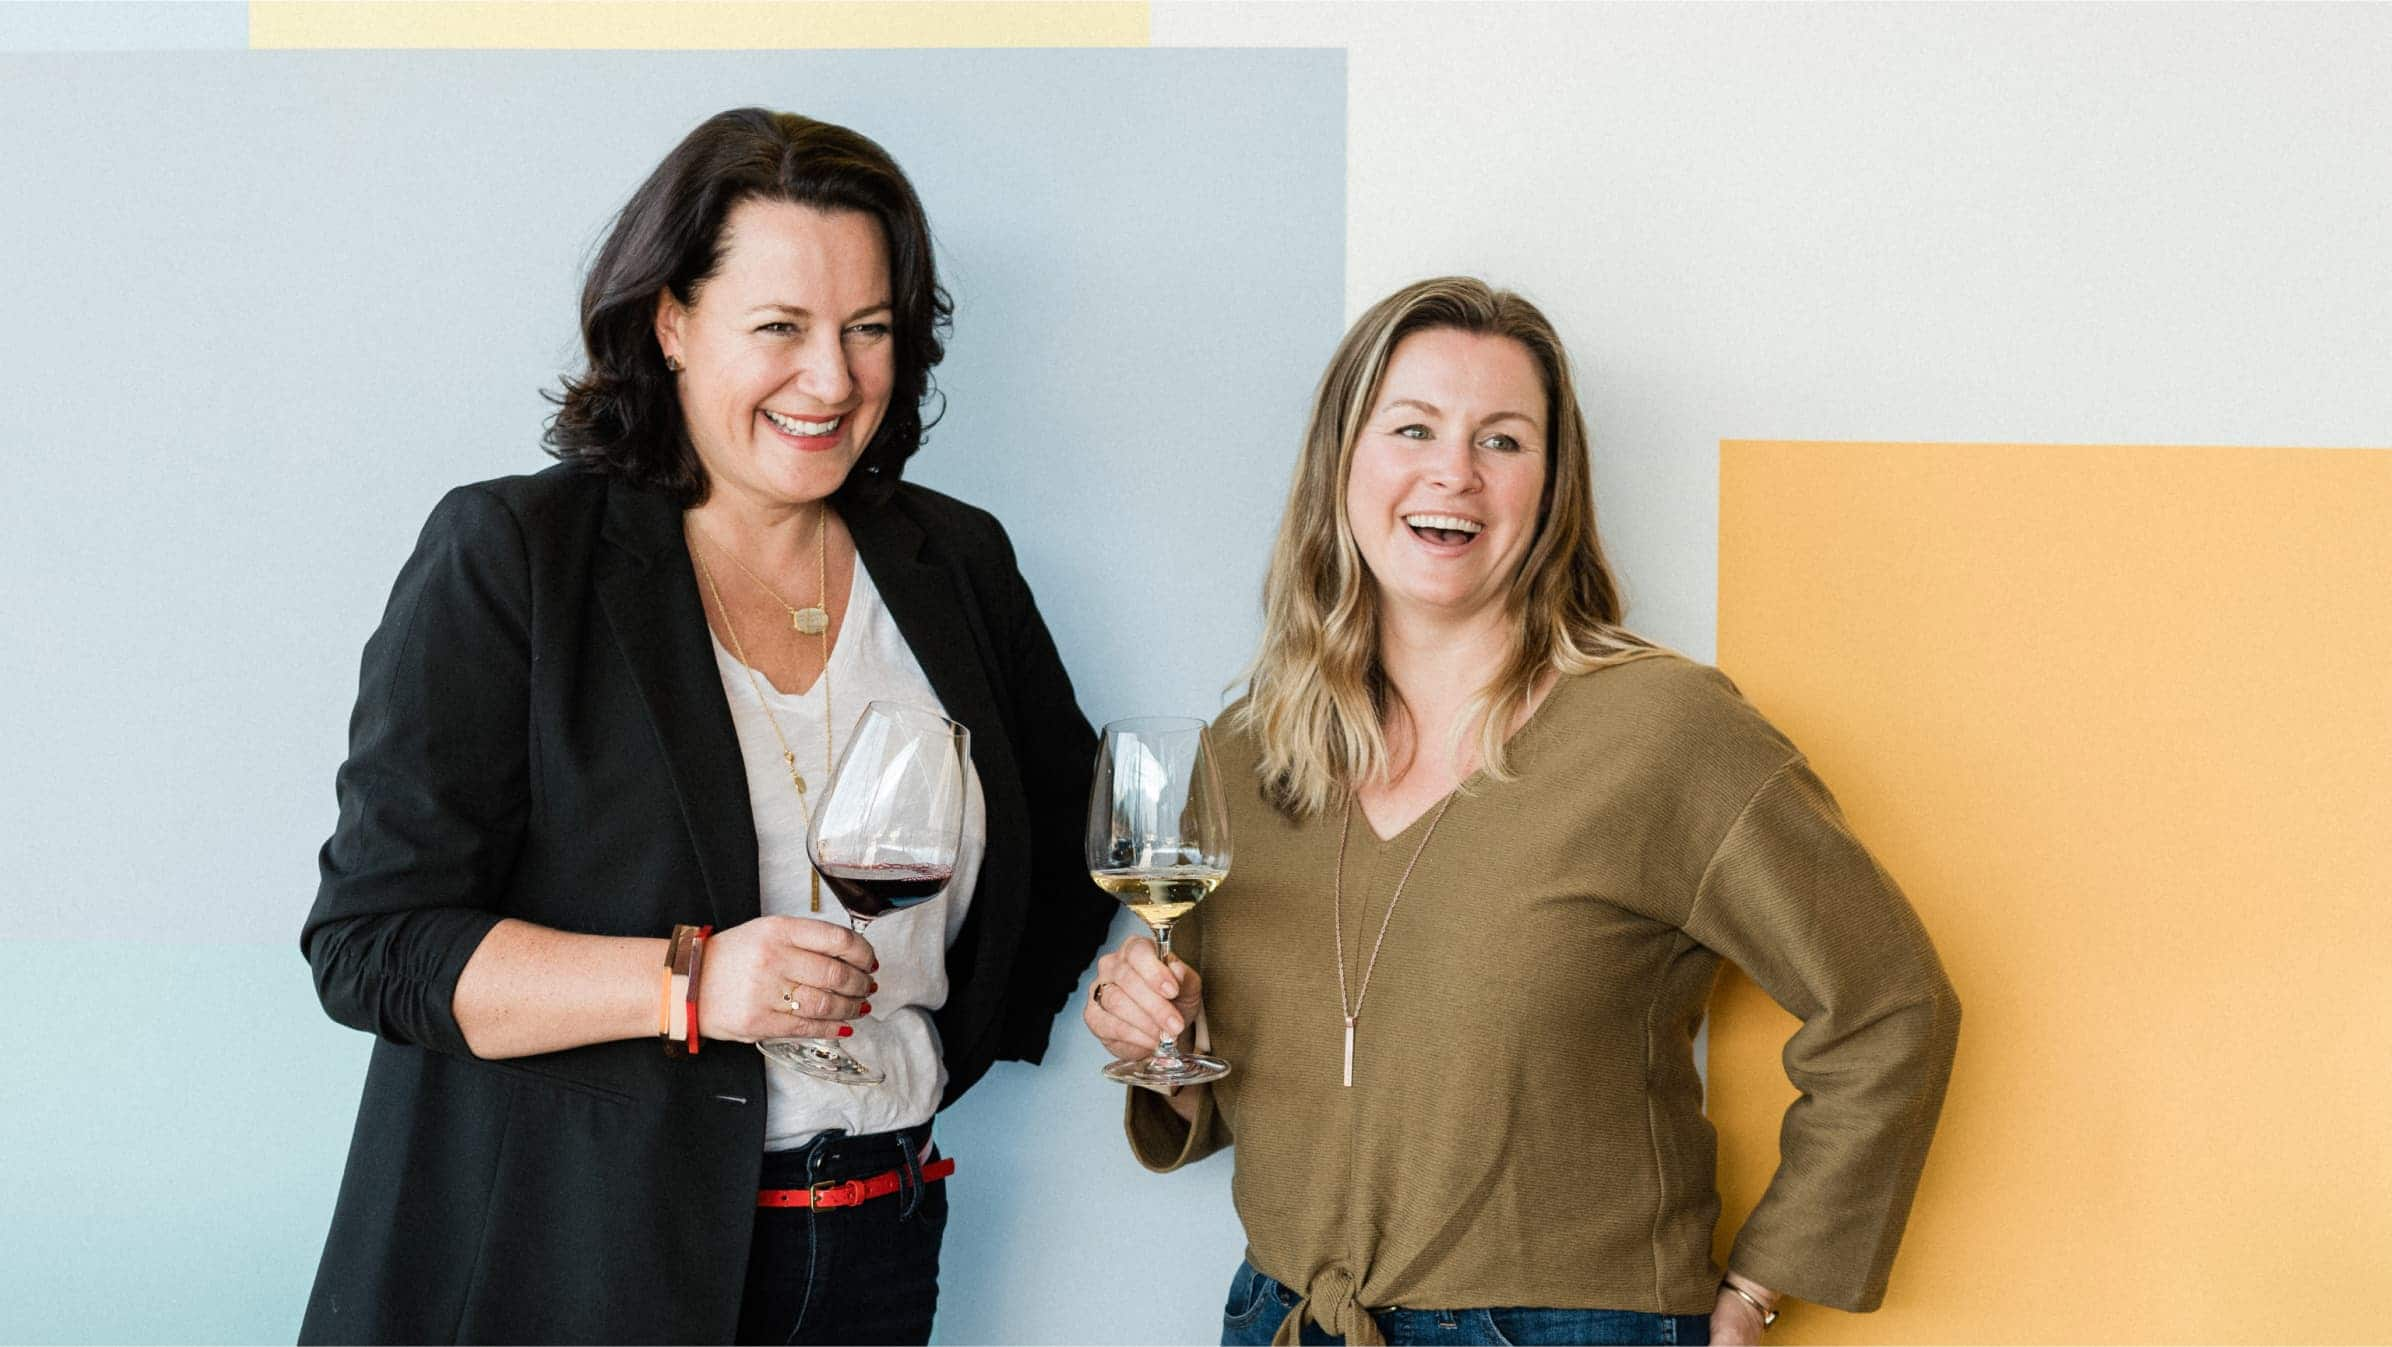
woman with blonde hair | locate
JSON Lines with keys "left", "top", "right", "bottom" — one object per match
{"left": 1084, "top": 278, "right": 1960, "bottom": 1345}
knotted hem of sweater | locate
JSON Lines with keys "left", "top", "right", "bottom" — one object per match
{"left": 1271, "top": 1265, "right": 1384, "bottom": 1346}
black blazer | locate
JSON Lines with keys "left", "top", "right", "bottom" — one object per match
{"left": 299, "top": 466, "right": 1113, "bottom": 1344}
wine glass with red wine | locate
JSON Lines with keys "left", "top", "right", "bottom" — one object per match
{"left": 757, "top": 700, "right": 969, "bottom": 1085}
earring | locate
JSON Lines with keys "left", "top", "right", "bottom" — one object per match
{"left": 664, "top": 354, "right": 685, "bottom": 373}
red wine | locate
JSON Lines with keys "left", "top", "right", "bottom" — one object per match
{"left": 817, "top": 862, "right": 953, "bottom": 917}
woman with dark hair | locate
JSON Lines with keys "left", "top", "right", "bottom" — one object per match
{"left": 300, "top": 108, "right": 1112, "bottom": 1345}
{"left": 1085, "top": 278, "right": 1960, "bottom": 1345}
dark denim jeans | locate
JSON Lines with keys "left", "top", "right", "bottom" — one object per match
{"left": 736, "top": 1123, "right": 947, "bottom": 1346}
{"left": 1221, "top": 1259, "right": 1709, "bottom": 1346}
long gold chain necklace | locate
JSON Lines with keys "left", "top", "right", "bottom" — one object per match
{"left": 710, "top": 514, "right": 832, "bottom": 636}
{"left": 688, "top": 508, "right": 834, "bottom": 911}
{"left": 1331, "top": 790, "right": 1456, "bottom": 1087}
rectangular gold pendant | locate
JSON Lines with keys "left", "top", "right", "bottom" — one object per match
{"left": 1342, "top": 1015, "right": 1356, "bottom": 1088}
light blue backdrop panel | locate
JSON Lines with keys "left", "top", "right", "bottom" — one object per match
{"left": 0, "top": 50, "right": 1342, "bottom": 1345}
{"left": 0, "top": 49, "right": 1341, "bottom": 943}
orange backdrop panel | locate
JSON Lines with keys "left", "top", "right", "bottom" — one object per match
{"left": 1712, "top": 441, "right": 2392, "bottom": 1344}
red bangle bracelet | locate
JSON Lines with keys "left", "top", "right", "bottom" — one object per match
{"left": 684, "top": 926, "right": 714, "bottom": 1054}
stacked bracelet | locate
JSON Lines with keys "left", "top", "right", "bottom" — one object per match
{"left": 685, "top": 926, "right": 713, "bottom": 1054}
{"left": 664, "top": 925, "right": 700, "bottom": 1055}
{"left": 662, "top": 924, "right": 716, "bottom": 1056}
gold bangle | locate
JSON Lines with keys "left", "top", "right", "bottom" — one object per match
{"left": 664, "top": 925, "right": 701, "bottom": 1055}
{"left": 1720, "top": 1281, "right": 1779, "bottom": 1329}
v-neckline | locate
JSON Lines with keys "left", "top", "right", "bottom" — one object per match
{"left": 1355, "top": 789, "right": 1452, "bottom": 847}
{"left": 712, "top": 550, "right": 866, "bottom": 702}
{"left": 1351, "top": 667, "right": 1589, "bottom": 844}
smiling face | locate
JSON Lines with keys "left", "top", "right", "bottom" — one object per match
{"left": 1343, "top": 327, "right": 1552, "bottom": 630}
{"left": 654, "top": 197, "right": 895, "bottom": 512}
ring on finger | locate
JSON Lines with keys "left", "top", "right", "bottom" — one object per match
{"left": 1092, "top": 981, "right": 1111, "bottom": 1010}
{"left": 780, "top": 984, "right": 804, "bottom": 1012}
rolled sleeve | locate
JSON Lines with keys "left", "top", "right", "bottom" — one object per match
{"left": 1684, "top": 758, "right": 1962, "bottom": 1312}
{"left": 985, "top": 518, "right": 1115, "bottom": 1062}
{"left": 1124, "top": 1081, "right": 1230, "bottom": 1173}
{"left": 302, "top": 486, "right": 532, "bottom": 1058}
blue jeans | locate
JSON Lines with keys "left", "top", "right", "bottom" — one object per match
{"left": 1221, "top": 1259, "right": 1710, "bottom": 1346}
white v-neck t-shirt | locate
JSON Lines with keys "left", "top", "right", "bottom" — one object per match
{"left": 709, "top": 555, "right": 987, "bottom": 1150}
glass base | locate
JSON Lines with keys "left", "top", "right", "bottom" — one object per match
{"left": 759, "top": 1036, "right": 884, "bottom": 1086}
{"left": 1103, "top": 1050, "right": 1230, "bottom": 1093}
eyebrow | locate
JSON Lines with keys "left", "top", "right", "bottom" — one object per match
{"left": 1380, "top": 397, "right": 1541, "bottom": 429}
{"left": 746, "top": 300, "right": 895, "bottom": 322}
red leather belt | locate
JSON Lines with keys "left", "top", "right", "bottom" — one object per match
{"left": 757, "top": 1157, "right": 956, "bottom": 1210}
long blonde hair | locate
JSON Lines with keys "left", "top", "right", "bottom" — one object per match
{"left": 1235, "top": 277, "right": 1657, "bottom": 818}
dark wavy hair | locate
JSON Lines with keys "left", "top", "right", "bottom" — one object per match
{"left": 543, "top": 108, "right": 952, "bottom": 505}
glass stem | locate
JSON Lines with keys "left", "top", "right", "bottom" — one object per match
{"left": 832, "top": 914, "right": 874, "bottom": 1047}
{"left": 1151, "top": 922, "right": 1183, "bottom": 1066}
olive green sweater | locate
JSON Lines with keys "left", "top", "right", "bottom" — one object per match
{"left": 1127, "top": 653, "right": 1960, "bottom": 1343}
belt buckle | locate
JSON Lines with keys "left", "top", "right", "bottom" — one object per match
{"left": 807, "top": 1177, "right": 862, "bottom": 1208}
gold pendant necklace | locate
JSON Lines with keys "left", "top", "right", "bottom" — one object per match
{"left": 689, "top": 508, "right": 834, "bottom": 910}
{"left": 712, "top": 511, "right": 832, "bottom": 634}
{"left": 1331, "top": 791, "right": 1455, "bottom": 1087}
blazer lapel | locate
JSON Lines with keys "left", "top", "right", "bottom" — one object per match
{"left": 844, "top": 492, "right": 1031, "bottom": 1040}
{"left": 842, "top": 496, "right": 1017, "bottom": 782}
{"left": 595, "top": 481, "right": 760, "bottom": 931}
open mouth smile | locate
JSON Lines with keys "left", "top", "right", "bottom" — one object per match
{"left": 762, "top": 408, "right": 843, "bottom": 438}
{"left": 1403, "top": 512, "right": 1484, "bottom": 546}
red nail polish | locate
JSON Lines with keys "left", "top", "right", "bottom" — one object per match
{"left": 868, "top": 980, "right": 879, "bottom": 994}
{"left": 871, "top": 960, "right": 880, "bottom": 973}
{"left": 837, "top": 1025, "right": 853, "bottom": 1038}
{"left": 858, "top": 1002, "right": 873, "bottom": 1015}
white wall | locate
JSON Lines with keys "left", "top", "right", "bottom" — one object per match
{"left": 1160, "top": 1, "right": 2392, "bottom": 660}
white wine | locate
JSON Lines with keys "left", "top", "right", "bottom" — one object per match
{"left": 1085, "top": 716, "right": 1236, "bottom": 1089}
{"left": 1090, "top": 864, "right": 1226, "bottom": 930}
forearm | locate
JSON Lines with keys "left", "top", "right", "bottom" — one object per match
{"left": 452, "top": 918, "right": 667, "bottom": 1059}
{"left": 1691, "top": 758, "right": 1962, "bottom": 1309}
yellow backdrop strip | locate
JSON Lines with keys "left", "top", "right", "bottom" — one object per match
{"left": 251, "top": 1, "right": 1148, "bottom": 49}
{"left": 1712, "top": 441, "right": 2391, "bottom": 1344}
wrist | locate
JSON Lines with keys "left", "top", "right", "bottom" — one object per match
{"left": 1719, "top": 1275, "right": 1780, "bottom": 1329}
{"left": 662, "top": 924, "right": 712, "bottom": 1054}
{"left": 1721, "top": 1271, "right": 1778, "bottom": 1309}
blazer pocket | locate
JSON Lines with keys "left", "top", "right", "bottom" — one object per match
{"left": 482, "top": 1057, "right": 638, "bottom": 1106}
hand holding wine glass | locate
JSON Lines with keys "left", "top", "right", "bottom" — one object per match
{"left": 1085, "top": 932, "right": 1207, "bottom": 1064}
{"left": 1085, "top": 716, "right": 1232, "bottom": 1091}
{"left": 696, "top": 915, "right": 877, "bottom": 1044}
{"left": 757, "top": 700, "right": 968, "bottom": 1086}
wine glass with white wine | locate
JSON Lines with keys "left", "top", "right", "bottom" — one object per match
{"left": 1086, "top": 716, "right": 1232, "bottom": 1090}
{"left": 757, "top": 700, "right": 968, "bottom": 1086}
